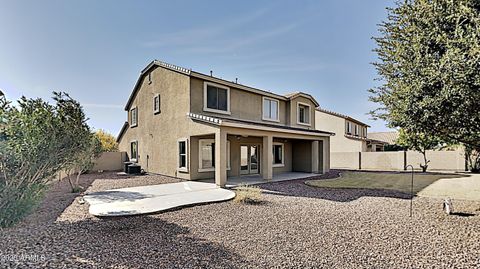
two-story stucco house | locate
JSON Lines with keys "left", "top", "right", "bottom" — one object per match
{"left": 117, "top": 60, "right": 333, "bottom": 187}
{"left": 315, "top": 108, "right": 386, "bottom": 152}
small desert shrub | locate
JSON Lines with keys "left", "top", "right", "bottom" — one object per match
{"left": 234, "top": 184, "right": 262, "bottom": 204}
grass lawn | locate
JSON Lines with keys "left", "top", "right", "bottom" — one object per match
{"left": 305, "top": 171, "right": 463, "bottom": 194}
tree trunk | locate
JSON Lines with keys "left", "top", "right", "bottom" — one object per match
{"left": 66, "top": 170, "right": 75, "bottom": 192}
{"left": 420, "top": 150, "right": 429, "bottom": 172}
{"left": 75, "top": 170, "right": 82, "bottom": 191}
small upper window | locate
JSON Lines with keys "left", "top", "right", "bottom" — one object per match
{"left": 272, "top": 143, "right": 284, "bottom": 167}
{"left": 346, "top": 122, "right": 352, "bottom": 134}
{"left": 204, "top": 82, "right": 230, "bottom": 114}
{"left": 297, "top": 103, "right": 310, "bottom": 125}
{"left": 263, "top": 97, "right": 279, "bottom": 121}
{"left": 130, "top": 107, "right": 138, "bottom": 127}
{"left": 148, "top": 72, "right": 152, "bottom": 84}
{"left": 354, "top": 124, "right": 359, "bottom": 136}
{"left": 153, "top": 94, "right": 160, "bottom": 114}
{"left": 130, "top": 141, "right": 138, "bottom": 161}
{"left": 178, "top": 139, "right": 188, "bottom": 172}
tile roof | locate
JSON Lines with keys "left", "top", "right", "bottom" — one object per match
{"left": 367, "top": 131, "right": 399, "bottom": 144}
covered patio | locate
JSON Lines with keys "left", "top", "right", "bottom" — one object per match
{"left": 187, "top": 113, "right": 333, "bottom": 187}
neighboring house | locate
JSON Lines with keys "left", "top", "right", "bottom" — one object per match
{"left": 367, "top": 131, "right": 400, "bottom": 151}
{"left": 117, "top": 60, "right": 334, "bottom": 187}
{"left": 315, "top": 108, "right": 387, "bottom": 152}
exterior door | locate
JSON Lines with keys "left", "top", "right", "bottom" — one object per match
{"left": 240, "top": 145, "right": 260, "bottom": 175}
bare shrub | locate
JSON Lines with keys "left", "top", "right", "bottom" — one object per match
{"left": 233, "top": 184, "right": 262, "bottom": 204}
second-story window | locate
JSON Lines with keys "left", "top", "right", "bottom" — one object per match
{"left": 204, "top": 82, "right": 230, "bottom": 114}
{"left": 297, "top": 102, "right": 311, "bottom": 125}
{"left": 346, "top": 122, "right": 352, "bottom": 134}
{"left": 262, "top": 97, "right": 279, "bottom": 121}
{"left": 130, "top": 107, "right": 138, "bottom": 127}
{"left": 354, "top": 124, "right": 359, "bottom": 136}
{"left": 153, "top": 94, "right": 160, "bottom": 114}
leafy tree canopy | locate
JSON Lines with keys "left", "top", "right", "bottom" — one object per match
{"left": 370, "top": 0, "right": 480, "bottom": 148}
{"left": 95, "top": 129, "right": 118, "bottom": 152}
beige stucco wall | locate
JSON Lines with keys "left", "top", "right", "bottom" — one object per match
{"left": 118, "top": 67, "right": 217, "bottom": 180}
{"left": 330, "top": 152, "right": 360, "bottom": 169}
{"left": 361, "top": 151, "right": 404, "bottom": 170}
{"left": 315, "top": 110, "right": 366, "bottom": 152}
{"left": 331, "top": 150, "right": 465, "bottom": 171}
{"left": 406, "top": 150, "right": 465, "bottom": 171}
{"left": 288, "top": 96, "right": 316, "bottom": 129}
{"left": 190, "top": 77, "right": 289, "bottom": 125}
{"left": 91, "top": 152, "right": 128, "bottom": 171}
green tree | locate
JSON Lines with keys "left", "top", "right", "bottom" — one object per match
{"left": 370, "top": 0, "right": 480, "bottom": 171}
{"left": 65, "top": 134, "right": 102, "bottom": 192}
{"left": 397, "top": 129, "right": 442, "bottom": 172}
{"left": 95, "top": 129, "right": 118, "bottom": 152}
{"left": 0, "top": 92, "right": 91, "bottom": 227}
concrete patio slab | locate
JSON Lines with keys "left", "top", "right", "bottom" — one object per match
{"left": 83, "top": 181, "right": 235, "bottom": 217}
{"left": 417, "top": 173, "right": 480, "bottom": 201}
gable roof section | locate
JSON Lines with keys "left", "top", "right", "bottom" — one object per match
{"left": 116, "top": 121, "right": 129, "bottom": 142}
{"left": 316, "top": 107, "right": 370, "bottom": 127}
{"left": 124, "top": 60, "right": 321, "bottom": 111}
{"left": 284, "top": 92, "right": 319, "bottom": 107}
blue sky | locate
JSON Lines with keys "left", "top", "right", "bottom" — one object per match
{"left": 0, "top": 0, "right": 394, "bottom": 135}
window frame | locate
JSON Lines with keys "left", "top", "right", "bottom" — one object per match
{"left": 296, "top": 102, "right": 311, "bottom": 126}
{"left": 272, "top": 142, "right": 285, "bottom": 167}
{"left": 153, "top": 94, "right": 160, "bottom": 114}
{"left": 177, "top": 138, "right": 188, "bottom": 172}
{"left": 130, "top": 107, "right": 138, "bottom": 127}
{"left": 354, "top": 124, "right": 359, "bottom": 136}
{"left": 203, "top": 82, "right": 231, "bottom": 115}
{"left": 198, "top": 139, "right": 230, "bottom": 172}
{"left": 130, "top": 140, "right": 138, "bottom": 162}
{"left": 346, "top": 121, "right": 352, "bottom": 134}
{"left": 262, "top": 97, "right": 280, "bottom": 122}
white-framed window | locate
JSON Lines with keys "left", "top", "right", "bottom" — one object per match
{"left": 130, "top": 140, "right": 138, "bottom": 162}
{"left": 153, "top": 94, "right": 160, "bottom": 114}
{"left": 297, "top": 102, "right": 311, "bottom": 125}
{"left": 198, "top": 139, "right": 230, "bottom": 172}
{"left": 346, "top": 121, "right": 352, "bottom": 134}
{"left": 272, "top": 142, "right": 284, "bottom": 167}
{"left": 203, "top": 82, "right": 230, "bottom": 114}
{"left": 364, "top": 127, "right": 368, "bottom": 138}
{"left": 178, "top": 138, "right": 188, "bottom": 172}
{"left": 130, "top": 107, "right": 138, "bottom": 127}
{"left": 354, "top": 124, "right": 359, "bottom": 136}
{"left": 262, "top": 97, "right": 279, "bottom": 122}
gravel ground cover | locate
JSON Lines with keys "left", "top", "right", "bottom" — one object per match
{"left": 1, "top": 171, "right": 479, "bottom": 268}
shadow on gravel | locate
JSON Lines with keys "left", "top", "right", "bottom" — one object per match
{"left": 450, "top": 212, "right": 476, "bottom": 217}
{"left": 0, "top": 216, "right": 248, "bottom": 268}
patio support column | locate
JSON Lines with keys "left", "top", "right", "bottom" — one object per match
{"left": 322, "top": 137, "right": 330, "bottom": 173}
{"left": 215, "top": 129, "right": 227, "bottom": 187}
{"left": 311, "top": 140, "right": 319, "bottom": 173}
{"left": 262, "top": 135, "right": 273, "bottom": 181}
